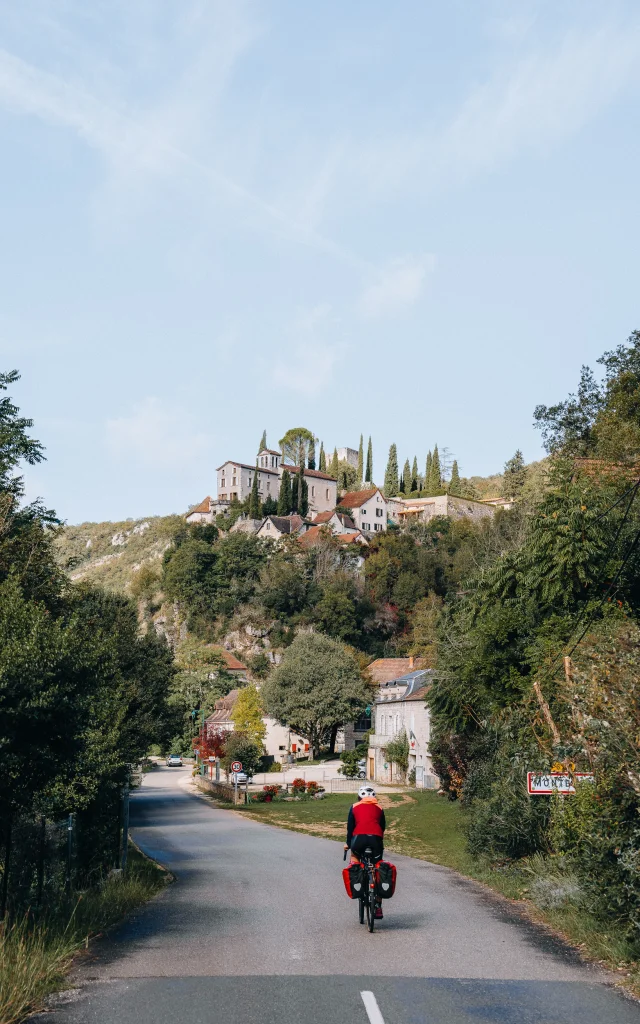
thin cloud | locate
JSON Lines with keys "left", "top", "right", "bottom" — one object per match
{"left": 271, "top": 306, "right": 341, "bottom": 396}
{"left": 357, "top": 256, "right": 435, "bottom": 319}
{"left": 106, "top": 397, "right": 211, "bottom": 471}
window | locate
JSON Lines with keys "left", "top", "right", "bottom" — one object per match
{"left": 361, "top": 507, "right": 366, "bottom": 514}
{"left": 376, "top": 508, "right": 383, "bottom": 517}
{"left": 232, "top": 477, "right": 237, "bottom": 486}
{"left": 354, "top": 712, "right": 372, "bottom": 731}
{"left": 326, "top": 488, "right": 330, "bottom": 500}
{"left": 362, "top": 521, "right": 370, "bottom": 531}
{"left": 374, "top": 523, "right": 382, "bottom": 531}
{"left": 266, "top": 482, "right": 270, "bottom": 492}
{"left": 266, "top": 522, "right": 271, "bottom": 530}
{"left": 221, "top": 478, "right": 226, "bottom": 487}
{"left": 311, "top": 485, "right": 315, "bottom": 497}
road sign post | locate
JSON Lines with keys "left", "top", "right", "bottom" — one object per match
{"left": 231, "top": 761, "right": 242, "bottom": 803}
{"left": 527, "top": 771, "right": 594, "bottom": 795}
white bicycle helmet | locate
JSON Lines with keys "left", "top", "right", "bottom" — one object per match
{"left": 358, "top": 785, "right": 376, "bottom": 799}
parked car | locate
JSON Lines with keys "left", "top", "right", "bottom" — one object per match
{"left": 166, "top": 754, "right": 183, "bottom": 767}
{"left": 230, "top": 771, "right": 250, "bottom": 784}
{"left": 357, "top": 759, "right": 367, "bottom": 780}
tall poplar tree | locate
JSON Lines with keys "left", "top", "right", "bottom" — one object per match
{"left": 357, "top": 434, "right": 364, "bottom": 483}
{"left": 449, "top": 460, "right": 462, "bottom": 496}
{"left": 258, "top": 430, "right": 267, "bottom": 452}
{"left": 248, "top": 463, "right": 261, "bottom": 519}
{"left": 411, "top": 456, "right": 418, "bottom": 493}
{"left": 278, "top": 469, "right": 292, "bottom": 515}
{"left": 319, "top": 442, "right": 326, "bottom": 472}
{"left": 365, "top": 436, "right": 373, "bottom": 484}
{"left": 384, "top": 444, "right": 399, "bottom": 497}
{"left": 425, "top": 451, "right": 433, "bottom": 490}
{"left": 330, "top": 447, "right": 339, "bottom": 480}
{"left": 299, "top": 472, "right": 309, "bottom": 517}
{"left": 308, "top": 437, "right": 316, "bottom": 470}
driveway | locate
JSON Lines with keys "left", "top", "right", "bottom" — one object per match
{"left": 34, "top": 766, "right": 640, "bottom": 1024}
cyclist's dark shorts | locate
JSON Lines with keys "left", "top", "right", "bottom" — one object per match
{"left": 351, "top": 834, "right": 383, "bottom": 862}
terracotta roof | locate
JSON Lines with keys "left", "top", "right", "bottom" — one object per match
{"left": 297, "top": 525, "right": 325, "bottom": 547}
{"left": 336, "top": 531, "right": 367, "bottom": 545}
{"left": 313, "top": 510, "right": 334, "bottom": 524}
{"left": 204, "top": 647, "right": 247, "bottom": 672}
{"left": 187, "top": 496, "right": 212, "bottom": 516}
{"left": 216, "top": 460, "right": 279, "bottom": 475}
{"left": 339, "top": 487, "right": 381, "bottom": 508}
{"left": 367, "top": 658, "right": 427, "bottom": 684}
{"left": 285, "top": 465, "right": 337, "bottom": 481}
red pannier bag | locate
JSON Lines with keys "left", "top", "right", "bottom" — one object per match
{"left": 342, "top": 862, "right": 365, "bottom": 899}
{"left": 376, "top": 860, "right": 397, "bottom": 899}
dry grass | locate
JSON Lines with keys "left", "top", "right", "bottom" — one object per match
{"left": 0, "top": 844, "right": 169, "bottom": 1024}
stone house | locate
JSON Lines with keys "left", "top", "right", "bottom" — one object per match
{"left": 367, "top": 669, "right": 439, "bottom": 789}
{"left": 312, "top": 510, "right": 359, "bottom": 534}
{"left": 387, "top": 494, "right": 498, "bottom": 526}
{"left": 339, "top": 487, "right": 388, "bottom": 534}
{"left": 186, "top": 496, "right": 214, "bottom": 524}
{"left": 256, "top": 514, "right": 307, "bottom": 541}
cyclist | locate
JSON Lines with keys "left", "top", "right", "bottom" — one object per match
{"left": 344, "top": 784, "right": 386, "bottom": 919}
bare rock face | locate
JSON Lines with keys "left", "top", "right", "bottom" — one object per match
{"left": 111, "top": 531, "right": 127, "bottom": 546}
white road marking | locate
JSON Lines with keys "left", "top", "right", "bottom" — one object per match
{"left": 361, "top": 990, "right": 386, "bottom": 1024}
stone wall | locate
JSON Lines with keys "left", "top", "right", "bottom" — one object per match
{"left": 193, "top": 776, "right": 247, "bottom": 804}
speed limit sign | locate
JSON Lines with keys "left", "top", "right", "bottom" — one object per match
{"left": 231, "top": 761, "right": 243, "bottom": 773}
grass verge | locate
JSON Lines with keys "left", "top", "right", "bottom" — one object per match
{"left": 235, "top": 791, "right": 640, "bottom": 993}
{"left": 0, "top": 843, "right": 169, "bottom": 1024}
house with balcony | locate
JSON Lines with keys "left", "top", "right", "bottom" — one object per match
{"left": 367, "top": 669, "right": 439, "bottom": 789}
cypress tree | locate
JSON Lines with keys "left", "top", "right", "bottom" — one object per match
{"left": 291, "top": 473, "right": 299, "bottom": 512}
{"left": 330, "top": 447, "right": 339, "bottom": 480}
{"left": 299, "top": 472, "right": 309, "bottom": 517}
{"left": 319, "top": 442, "right": 326, "bottom": 472}
{"left": 384, "top": 444, "right": 399, "bottom": 497}
{"left": 365, "top": 436, "right": 372, "bottom": 484}
{"left": 259, "top": 430, "right": 267, "bottom": 453}
{"left": 357, "top": 434, "right": 364, "bottom": 483}
{"left": 449, "top": 460, "right": 462, "bottom": 496}
{"left": 425, "top": 451, "right": 433, "bottom": 492}
{"left": 411, "top": 456, "right": 418, "bottom": 493}
{"left": 431, "top": 444, "right": 442, "bottom": 491}
{"left": 249, "top": 462, "right": 261, "bottom": 519}
{"left": 402, "top": 458, "right": 411, "bottom": 494}
{"left": 307, "top": 436, "right": 316, "bottom": 470}
{"left": 278, "top": 469, "right": 292, "bottom": 515}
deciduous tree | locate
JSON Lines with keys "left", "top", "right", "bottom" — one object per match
{"left": 231, "top": 684, "right": 266, "bottom": 746}
{"left": 262, "top": 633, "right": 372, "bottom": 758}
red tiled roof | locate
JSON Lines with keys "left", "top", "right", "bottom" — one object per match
{"left": 404, "top": 685, "right": 430, "bottom": 702}
{"left": 285, "top": 465, "right": 337, "bottom": 481}
{"left": 204, "top": 647, "right": 247, "bottom": 672}
{"left": 313, "top": 510, "right": 334, "bottom": 524}
{"left": 336, "top": 532, "right": 367, "bottom": 545}
{"left": 339, "top": 487, "right": 381, "bottom": 508}
{"left": 367, "top": 658, "right": 426, "bottom": 684}
{"left": 187, "top": 496, "right": 212, "bottom": 516}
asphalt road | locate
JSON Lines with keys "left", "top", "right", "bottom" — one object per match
{"left": 35, "top": 767, "right": 640, "bottom": 1024}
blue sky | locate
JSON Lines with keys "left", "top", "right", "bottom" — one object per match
{"left": 2, "top": 0, "right": 639, "bottom": 524}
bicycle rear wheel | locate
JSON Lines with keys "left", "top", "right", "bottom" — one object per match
{"left": 367, "top": 890, "right": 375, "bottom": 932}
{"left": 359, "top": 895, "right": 365, "bottom": 924}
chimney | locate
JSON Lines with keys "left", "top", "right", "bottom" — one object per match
{"left": 409, "top": 655, "right": 414, "bottom": 670}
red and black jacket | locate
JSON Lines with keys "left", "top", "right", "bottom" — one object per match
{"left": 346, "top": 798, "right": 386, "bottom": 846}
